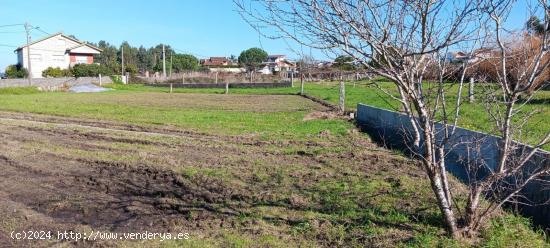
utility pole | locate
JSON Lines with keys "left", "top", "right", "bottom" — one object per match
{"left": 169, "top": 51, "right": 173, "bottom": 78}
{"left": 24, "top": 22, "right": 32, "bottom": 85}
{"left": 300, "top": 73, "right": 304, "bottom": 95}
{"left": 162, "top": 44, "right": 166, "bottom": 78}
{"left": 121, "top": 46, "right": 124, "bottom": 76}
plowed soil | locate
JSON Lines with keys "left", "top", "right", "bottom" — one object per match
{"left": 0, "top": 111, "right": 428, "bottom": 247}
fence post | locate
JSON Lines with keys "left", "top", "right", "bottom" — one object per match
{"left": 215, "top": 72, "right": 219, "bottom": 84}
{"left": 225, "top": 81, "right": 229, "bottom": 94}
{"left": 290, "top": 72, "right": 294, "bottom": 87}
{"left": 182, "top": 73, "right": 185, "bottom": 84}
{"left": 339, "top": 81, "right": 345, "bottom": 114}
{"left": 170, "top": 83, "right": 173, "bottom": 93}
{"left": 99, "top": 74, "right": 102, "bottom": 86}
{"left": 300, "top": 73, "right": 304, "bottom": 95}
{"left": 468, "top": 77, "right": 475, "bottom": 103}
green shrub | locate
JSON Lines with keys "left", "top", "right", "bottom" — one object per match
{"left": 124, "top": 63, "right": 138, "bottom": 74}
{"left": 42, "top": 67, "right": 72, "bottom": 78}
{"left": 110, "top": 75, "right": 124, "bottom": 84}
{"left": 4, "top": 64, "right": 28, "bottom": 78}
{"left": 71, "top": 64, "right": 112, "bottom": 77}
{"left": 172, "top": 54, "right": 199, "bottom": 72}
{"left": 238, "top": 47, "right": 268, "bottom": 71}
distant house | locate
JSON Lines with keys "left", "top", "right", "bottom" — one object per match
{"left": 200, "top": 57, "right": 232, "bottom": 67}
{"left": 446, "top": 48, "right": 494, "bottom": 64}
{"left": 470, "top": 48, "right": 494, "bottom": 62}
{"left": 258, "top": 55, "right": 296, "bottom": 74}
{"left": 317, "top": 61, "right": 334, "bottom": 69}
{"left": 15, "top": 32, "right": 102, "bottom": 78}
{"left": 446, "top": 51, "right": 470, "bottom": 63}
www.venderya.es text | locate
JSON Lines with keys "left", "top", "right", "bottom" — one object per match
{"left": 11, "top": 230, "right": 190, "bottom": 242}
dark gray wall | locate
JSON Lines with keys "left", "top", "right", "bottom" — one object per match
{"left": 356, "top": 103, "right": 550, "bottom": 229}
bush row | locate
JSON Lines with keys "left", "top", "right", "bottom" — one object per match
{"left": 4, "top": 64, "right": 28, "bottom": 78}
{"left": 42, "top": 64, "right": 114, "bottom": 78}
{"left": 4, "top": 64, "right": 115, "bottom": 79}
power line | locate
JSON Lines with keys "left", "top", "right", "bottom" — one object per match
{"left": 24, "top": 22, "right": 32, "bottom": 84}
{"left": 0, "top": 31, "right": 25, "bottom": 34}
{"left": 173, "top": 48, "right": 207, "bottom": 59}
{"left": 0, "top": 24, "right": 24, "bottom": 28}
{"left": 0, "top": 43, "right": 17, "bottom": 47}
{"left": 33, "top": 27, "right": 50, "bottom": 36}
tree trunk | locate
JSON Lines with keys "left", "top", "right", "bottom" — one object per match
{"left": 464, "top": 187, "right": 482, "bottom": 234}
{"left": 468, "top": 77, "right": 474, "bottom": 103}
{"left": 438, "top": 147, "right": 452, "bottom": 209}
{"left": 430, "top": 170, "right": 460, "bottom": 237}
{"left": 420, "top": 115, "right": 459, "bottom": 237}
{"left": 497, "top": 103, "right": 515, "bottom": 173}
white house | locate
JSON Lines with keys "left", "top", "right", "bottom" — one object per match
{"left": 446, "top": 48, "right": 494, "bottom": 64}
{"left": 15, "top": 32, "right": 102, "bottom": 78}
{"left": 258, "top": 55, "right": 296, "bottom": 74}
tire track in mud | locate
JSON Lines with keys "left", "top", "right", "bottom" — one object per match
{"left": 0, "top": 111, "right": 259, "bottom": 144}
{"left": 0, "top": 115, "right": 261, "bottom": 234}
{"left": 0, "top": 111, "right": 349, "bottom": 242}
{"left": 0, "top": 111, "right": 328, "bottom": 148}
{"left": 0, "top": 113, "right": 332, "bottom": 167}
{"left": 0, "top": 150, "right": 243, "bottom": 233}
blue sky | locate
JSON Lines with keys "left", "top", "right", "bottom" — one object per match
{"left": 0, "top": 0, "right": 536, "bottom": 72}
{"left": 0, "top": 0, "right": 307, "bottom": 71}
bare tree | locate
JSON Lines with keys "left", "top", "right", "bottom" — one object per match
{"left": 461, "top": 0, "right": 550, "bottom": 233}
{"left": 235, "top": 0, "right": 550, "bottom": 238}
{"left": 296, "top": 54, "right": 316, "bottom": 80}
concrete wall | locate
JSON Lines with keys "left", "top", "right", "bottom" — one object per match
{"left": 356, "top": 103, "right": 550, "bottom": 229}
{"left": 0, "top": 76, "right": 112, "bottom": 90}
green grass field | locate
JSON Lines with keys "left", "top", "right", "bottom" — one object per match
{"left": 0, "top": 84, "right": 547, "bottom": 247}
{"left": 0, "top": 90, "right": 351, "bottom": 142}
{"left": 103, "top": 81, "right": 550, "bottom": 150}
{"left": 0, "top": 82, "right": 547, "bottom": 149}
